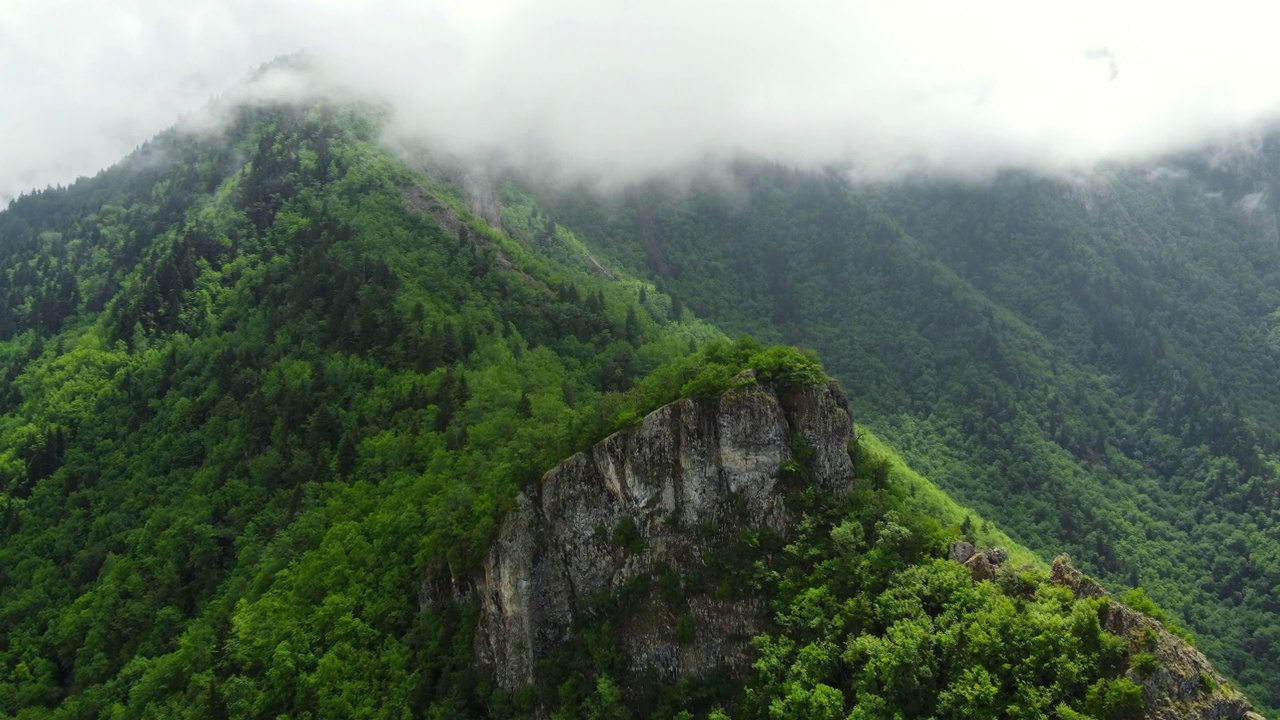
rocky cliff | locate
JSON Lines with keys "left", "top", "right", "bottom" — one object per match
{"left": 1049, "top": 558, "right": 1265, "bottom": 720}
{"left": 473, "top": 380, "right": 856, "bottom": 691}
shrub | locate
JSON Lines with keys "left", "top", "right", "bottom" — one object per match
{"left": 612, "top": 515, "right": 645, "bottom": 554}
{"left": 1121, "top": 587, "right": 1194, "bottom": 642}
{"left": 1139, "top": 627, "right": 1158, "bottom": 650}
{"left": 1085, "top": 677, "right": 1145, "bottom": 720}
{"left": 1120, "top": 588, "right": 1162, "bottom": 620}
{"left": 1130, "top": 652, "right": 1158, "bottom": 674}
{"left": 676, "top": 614, "right": 695, "bottom": 645}
{"left": 680, "top": 362, "right": 739, "bottom": 400}
{"left": 747, "top": 345, "right": 826, "bottom": 386}
{"left": 996, "top": 567, "right": 1042, "bottom": 599}
{"left": 677, "top": 338, "right": 825, "bottom": 402}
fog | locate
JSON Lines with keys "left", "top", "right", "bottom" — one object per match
{"left": 4, "top": 0, "right": 1280, "bottom": 202}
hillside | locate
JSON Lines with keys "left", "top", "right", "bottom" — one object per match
{"left": 0, "top": 76, "right": 1268, "bottom": 717}
{"left": 0, "top": 88, "right": 730, "bottom": 716}
{"left": 524, "top": 153, "right": 1280, "bottom": 711}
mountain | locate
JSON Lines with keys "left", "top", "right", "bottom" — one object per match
{"left": 0, "top": 86, "right": 730, "bottom": 716}
{"left": 520, "top": 142, "right": 1280, "bottom": 711}
{"left": 0, "top": 67, "right": 1271, "bottom": 717}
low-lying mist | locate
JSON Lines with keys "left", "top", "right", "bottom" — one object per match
{"left": 6, "top": 0, "right": 1280, "bottom": 203}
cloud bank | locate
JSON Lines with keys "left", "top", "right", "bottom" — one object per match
{"left": 4, "top": 0, "right": 1280, "bottom": 201}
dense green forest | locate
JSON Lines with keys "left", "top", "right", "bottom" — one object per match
{"left": 0, "top": 90, "right": 735, "bottom": 716}
{"left": 0, "top": 68, "right": 1272, "bottom": 717}
{"left": 527, "top": 154, "right": 1280, "bottom": 711}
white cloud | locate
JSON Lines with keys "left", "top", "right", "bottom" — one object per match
{"left": 4, "top": 0, "right": 1280, "bottom": 202}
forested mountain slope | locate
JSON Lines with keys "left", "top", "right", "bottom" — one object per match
{"left": 0, "top": 68, "right": 1268, "bottom": 717}
{"left": 526, "top": 152, "right": 1280, "bottom": 711}
{"left": 0, "top": 88, "right": 731, "bottom": 715}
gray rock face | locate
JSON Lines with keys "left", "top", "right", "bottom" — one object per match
{"left": 951, "top": 543, "right": 1008, "bottom": 581}
{"left": 949, "top": 541, "right": 976, "bottom": 563}
{"left": 473, "top": 381, "right": 856, "bottom": 691}
{"left": 964, "top": 552, "right": 997, "bottom": 582}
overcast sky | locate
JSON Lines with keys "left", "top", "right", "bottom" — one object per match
{"left": 4, "top": 0, "right": 1280, "bottom": 202}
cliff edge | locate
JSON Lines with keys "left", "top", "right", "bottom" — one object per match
{"left": 1050, "top": 557, "right": 1265, "bottom": 720}
{"left": 473, "top": 380, "right": 856, "bottom": 691}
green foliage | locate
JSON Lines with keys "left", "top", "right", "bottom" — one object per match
{"left": 1054, "top": 702, "right": 1098, "bottom": 720}
{"left": 680, "top": 362, "right": 743, "bottom": 401}
{"left": 731, "top": 438, "right": 1145, "bottom": 720}
{"left": 0, "top": 94, "right": 710, "bottom": 718}
{"left": 1121, "top": 588, "right": 1193, "bottom": 642}
{"left": 585, "top": 336, "right": 826, "bottom": 443}
{"left": 676, "top": 336, "right": 825, "bottom": 401}
{"left": 580, "top": 677, "right": 629, "bottom": 720}
{"left": 0, "top": 90, "right": 852, "bottom": 720}
{"left": 854, "top": 431, "right": 1040, "bottom": 568}
{"left": 612, "top": 516, "right": 645, "bottom": 554}
{"left": 1120, "top": 587, "right": 1161, "bottom": 618}
{"left": 1085, "top": 677, "right": 1145, "bottom": 720}
{"left": 995, "top": 564, "right": 1042, "bottom": 599}
{"left": 1131, "top": 652, "right": 1159, "bottom": 674}
{"left": 746, "top": 345, "right": 825, "bottom": 386}
{"left": 1139, "top": 627, "right": 1159, "bottom": 650}
{"left": 675, "top": 615, "right": 695, "bottom": 645}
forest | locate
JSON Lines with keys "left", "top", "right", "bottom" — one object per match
{"left": 0, "top": 78, "right": 1275, "bottom": 717}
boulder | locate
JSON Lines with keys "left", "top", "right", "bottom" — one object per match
{"left": 949, "top": 541, "right": 976, "bottom": 563}
{"left": 964, "top": 552, "right": 997, "bottom": 582}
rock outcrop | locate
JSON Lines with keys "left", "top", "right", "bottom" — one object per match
{"left": 948, "top": 540, "right": 976, "bottom": 563}
{"left": 964, "top": 552, "right": 999, "bottom": 582}
{"left": 1049, "top": 557, "right": 1264, "bottom": 720}
{"left": 949, "top": 541, "right": 1011, "bottom": 582}
{"left": 473, "top": 381, "right": 856, "bottom": 692}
